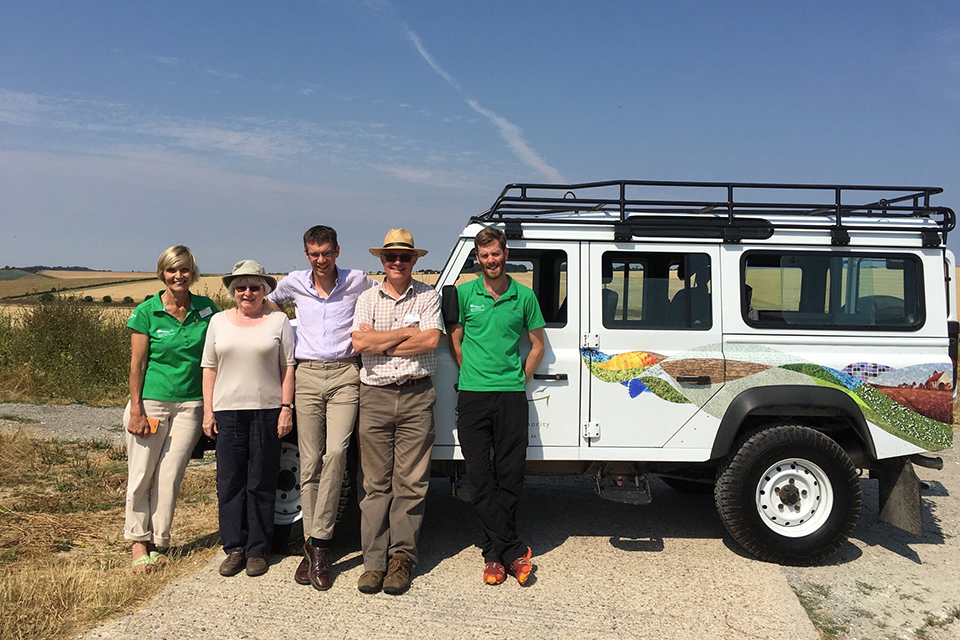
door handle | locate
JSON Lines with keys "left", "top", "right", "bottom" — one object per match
{"left": 676, "top": 375, "right": 711, "bottom": 385}
{"left": 534, "top": 373, "right": 568, "bottom": 381}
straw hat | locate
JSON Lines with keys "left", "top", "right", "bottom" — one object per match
{"left": 221, "top": 259, "right": 278, "bottom": 290}
{"left": 368, "top": 228, "right": 428, "bottom": 257}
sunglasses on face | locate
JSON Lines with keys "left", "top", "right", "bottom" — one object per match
{"left": 234, "top": 285, "right": 262, "bottom": 293}
{"left": 307, "top": 250, "right": 337, "bottom": 260}
{"left": 382, "top": 253, "right": 414, "bottom": 263}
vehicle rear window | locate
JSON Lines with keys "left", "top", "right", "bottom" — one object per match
{"left": 742, "top": 252, "right": 923, "bottom": 330}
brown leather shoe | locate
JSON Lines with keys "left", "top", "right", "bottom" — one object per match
{"left": 219, "top": 548, "right": 245, "bottom": 577}
{"left": 357, "top": 570, "right": 385, "bottom": 594}
{"left": 383, "top": 552, "right": 412, "bottom": 595}
{"left": 304, "top": 541, "right": 331, "bottom": 591}
{"left": 294, "top": 555, "right": 310, "bottom": 585}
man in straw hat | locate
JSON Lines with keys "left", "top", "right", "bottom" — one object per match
{"left": 350, "top": 228, "right": 442, "bottom": 595}
{"left": 268, "top": 226, "right": 376, "bottom": 590}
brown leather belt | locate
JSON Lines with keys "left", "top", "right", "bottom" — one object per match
{"left": 378, "top": 377, "right": 429, "bottom": 390}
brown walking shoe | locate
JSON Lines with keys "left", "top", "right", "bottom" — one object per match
{"left": 294, "top": 556, "right": 310, "bottom": 585}
{"left": 357, "top": 570, "right": 385, "bottom": 594}
{"left": 246, "top": 557, "right": 267, "bottom": 577}
{"left": 382, "top": 552, "right": 412, "bottom": 595}
{"left": 219, "top": 548, "right": 245, "bottom": 577}
{"left": 304, "top": 542, "right": 331, "bottom": 591}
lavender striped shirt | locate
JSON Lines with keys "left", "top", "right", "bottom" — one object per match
{"left": 269, "top": 267, "right": 376, "bottom": 362}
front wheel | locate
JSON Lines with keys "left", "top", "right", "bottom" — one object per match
{"left": 715, "top": 425, "right": 861, "bottom": 565}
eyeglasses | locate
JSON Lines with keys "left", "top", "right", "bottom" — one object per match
{"left": 307, "top": 250, "right": 337, "bottom": 260}
{"left": 382, "top": 253, "right": 414, "bottom": 263}
{"left": 234, "top": 285, "right": 262, "bottom": 293}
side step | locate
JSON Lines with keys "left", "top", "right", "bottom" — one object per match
{"left": 594, "top": 473, "right": 653, "bottom": 505}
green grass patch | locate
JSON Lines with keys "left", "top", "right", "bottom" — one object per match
{"left": 0, "top": 296, "right": 129, "bottom": 405}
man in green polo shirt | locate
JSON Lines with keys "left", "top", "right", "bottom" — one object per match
{"left": 449, "top": 227, "right": 545, "bottom": 587}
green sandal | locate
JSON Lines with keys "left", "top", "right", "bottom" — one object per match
{"left": 132, "top": 554, "right": 155, "bottom": 573}
{"left": 149, "top": 550, "right": 168, "bottom": 566}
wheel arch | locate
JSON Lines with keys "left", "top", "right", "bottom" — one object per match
{"left": 709, "top": 385, "right": 877, "bottom": 462}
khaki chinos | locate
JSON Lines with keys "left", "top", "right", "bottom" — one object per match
{"left": 295, "top": 358, "right": 361, "bottom": 540}
{"left": 358, "top": 378, "right": 436, "bottom": 570}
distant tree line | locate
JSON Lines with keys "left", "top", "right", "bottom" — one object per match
{"left": 2, "top": 265, "right": 103, "bottom": 273}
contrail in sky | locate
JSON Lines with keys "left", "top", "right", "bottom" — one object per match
{"left": 403, "top": 25, "right": 565, "bottom": 183}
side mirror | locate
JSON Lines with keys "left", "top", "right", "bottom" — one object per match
{"left": 441, "top": 285, "right": 459, "bottom": 326}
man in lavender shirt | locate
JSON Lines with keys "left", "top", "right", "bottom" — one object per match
{"left": 268, "top": 225, "right": 376, "bottom": 591}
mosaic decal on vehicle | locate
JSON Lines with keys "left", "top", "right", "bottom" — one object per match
{"left": 581, "top": 346, "right": 954, "bottom": 451}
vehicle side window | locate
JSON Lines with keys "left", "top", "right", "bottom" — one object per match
{"left": 601, "top": 251, "right": 712, "bottom": 330}
{"left": 455, "top": 248, "right": 567, "bottom": 327}
{"left": 742, "top": 252, "right": 923, "bottom": 330}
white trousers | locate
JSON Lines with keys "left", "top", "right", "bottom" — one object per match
{"left": 123, "top": 399, "right": 203, "bottom": 546}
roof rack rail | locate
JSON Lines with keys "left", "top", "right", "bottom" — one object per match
{"left": 472, "top": 180, "right": 955, "bottom": 245}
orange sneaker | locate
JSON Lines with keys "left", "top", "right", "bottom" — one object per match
{"left": 508, "top": 547, "right": 533, "bottom": 586}
{"left": 483, "top": 561, "right": 506, "bottom": 585}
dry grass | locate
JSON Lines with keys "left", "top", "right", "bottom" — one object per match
{"left": 0, "top": 430, "right": 219, "bottom": 640}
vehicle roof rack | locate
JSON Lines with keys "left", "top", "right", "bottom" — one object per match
{"left": 471, "top": 180, "right": 955, "bottom": 245}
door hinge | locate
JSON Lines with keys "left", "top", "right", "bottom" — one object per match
{"left": 581, "top": 333, "right": 599, "bottom": 349}
{"left": 582, "top": 422, "right": 600, "bottom": 439}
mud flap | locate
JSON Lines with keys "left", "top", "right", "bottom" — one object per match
{"left": 877, "top": 457, "right": 923, "bottom": 536}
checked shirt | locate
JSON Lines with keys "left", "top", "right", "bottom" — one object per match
{"left": 351, "top": 279, "right": 443, "bottom": 386}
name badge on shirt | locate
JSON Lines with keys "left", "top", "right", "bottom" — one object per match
{"left": 403, "top": 313, "right": 421, "bottom": 326}
{"left": 199, "top": 307, "right": 213, "bottom": 318}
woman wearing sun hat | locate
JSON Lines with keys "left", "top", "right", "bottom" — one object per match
{"left": 124, "top": 245, "right": 218, "bottom": 573}
{"left": 201, "top": 260, "right": 296, "bottom": 578}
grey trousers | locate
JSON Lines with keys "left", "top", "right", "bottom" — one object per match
{"left": 295, "top": 359, "right": 360, "bottom": 541}
{"left": 358, "top": 379, "right": 436, "bottom": 571}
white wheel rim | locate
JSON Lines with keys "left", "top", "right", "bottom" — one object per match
{"left": 755, "top": 457, "right": 833, "bottom": 538}
{"left": 274, "top": 442, "right": 303, "bottom": 525}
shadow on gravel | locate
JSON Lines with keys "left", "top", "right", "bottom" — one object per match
{"left": 415, "top": 475, "right": 725, "bottom": 577}
{"left": 169, "top": 531, "right": 221, "bottom": 557}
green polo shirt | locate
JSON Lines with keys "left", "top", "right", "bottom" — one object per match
{"left": 127, "top": 291, "right": 218, "bottom": 402}
{"left": 457, "top": 275, "right": 546, "bottom": 392}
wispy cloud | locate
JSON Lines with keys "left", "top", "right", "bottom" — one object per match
{"left": 297, "top": 87, "right": 314, "bottom": 96}
{"left": 370, "top": 163, "right": 485, "bottom": 190}
{"left": 205, "top": 67, "right": 243, "bottom": 80}
{"left": 400, "top": 24, "right": 565, "bottom": 182}
{"left": 147, "top": 55, "right": 180, "bottom": 66}
{"left": 0, "top": 90, "right": 488, "bottom": 182}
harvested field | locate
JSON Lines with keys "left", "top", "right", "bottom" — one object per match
{"left": 37, "top": 270, "right": 146, "bottom": 279}
{"left": 876, "top": 386, "right": 954, "bottom": 424}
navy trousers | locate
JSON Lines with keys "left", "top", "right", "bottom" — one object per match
{"left": 214, "top": 409, "right": 282, "bottom": 559}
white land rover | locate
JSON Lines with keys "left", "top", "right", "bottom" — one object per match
{"left": 425, "top": 180, "right": 957, "bottom": 565}
{"left": 269, "top": 180, "right": 956, "bottom": 566}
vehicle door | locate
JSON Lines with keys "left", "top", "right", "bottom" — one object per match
{"left": 434, "top": 240, "right": 582, "bottom": 457}
{"left": 583, "top": 243, "right": 725, "bottom": 451}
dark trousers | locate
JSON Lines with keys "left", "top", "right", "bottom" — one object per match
{"left": 457, "top": 390, "right": 528, "bottom": 565}
{"left": 214, "top": 409, "right": 282, "bottom": 559}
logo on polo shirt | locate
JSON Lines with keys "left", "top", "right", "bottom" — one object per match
{"left": 469, "top": 302, "right": 486, "bottom": 313}
{"left": 156, "top": 328, "right": 176, "bottom": 338}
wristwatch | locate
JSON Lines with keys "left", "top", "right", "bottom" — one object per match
{"left": 281, "top": 403, "right": 294, "bottom": 410}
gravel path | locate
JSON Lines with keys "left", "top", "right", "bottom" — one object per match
{"left": 0, "top": 402, "right": 124, "bottom": 444}
{"left": 3, "top": 403, "right": 958, "bottom": 639}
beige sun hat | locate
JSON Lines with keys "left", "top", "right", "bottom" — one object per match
{"left": 221, "top": 259, "right": 278, "bottom": 290}
{"left": 369, "top": 228, "right": 428, "bottom": 257}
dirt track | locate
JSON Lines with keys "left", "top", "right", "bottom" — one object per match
{"left": 1, "top": 404, "right": 957, "bottom": 639}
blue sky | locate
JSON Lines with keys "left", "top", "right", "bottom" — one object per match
{"left": 2, "top": 1, "right": 959, "bottom": 272}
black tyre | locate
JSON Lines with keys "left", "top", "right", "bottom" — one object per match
{"left": 715, "top": 425, "right": 861, "bottom": 565}
{"left": 660, "top": 476, "right": 714, "bottom": 495}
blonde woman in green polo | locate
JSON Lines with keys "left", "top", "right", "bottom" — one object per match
{"left": 124, "top": 245, "right": 218, "bottom": 572}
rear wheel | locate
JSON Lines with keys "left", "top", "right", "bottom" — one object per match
{"left": 715, "top": 424, "right": 861, "bottom": 565}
